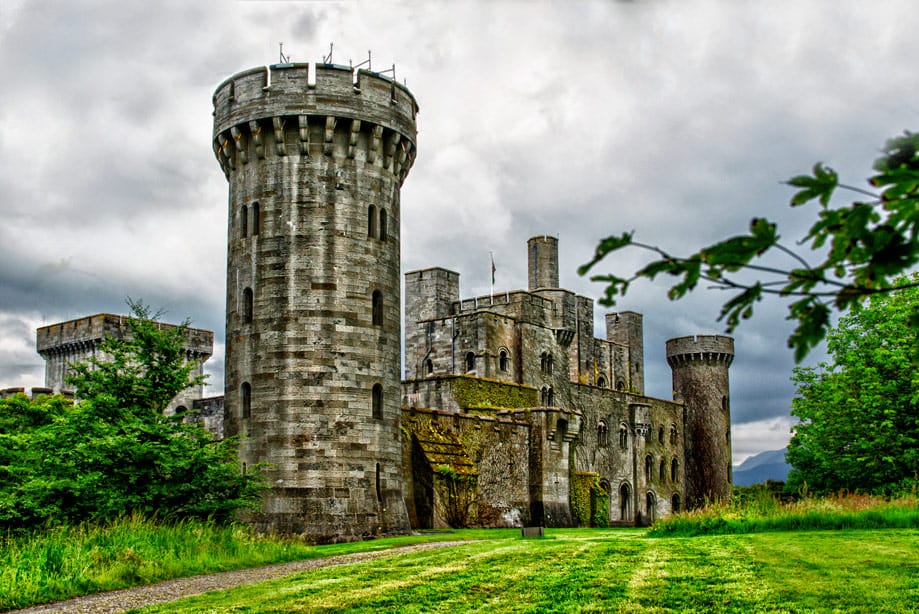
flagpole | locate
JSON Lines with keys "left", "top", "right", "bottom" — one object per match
{"left": 489, "top": 251, "right": 495, "bottom": 302}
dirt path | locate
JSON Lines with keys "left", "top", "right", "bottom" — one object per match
{"left": 11, "top": 541, "right": 470, "bottom": 614}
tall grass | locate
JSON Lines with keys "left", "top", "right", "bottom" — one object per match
{"left": 0, "top": 515, "right": 320, "bottom": 611}
{"left": 649, "top": 490, "right": 919, "bottom": 536}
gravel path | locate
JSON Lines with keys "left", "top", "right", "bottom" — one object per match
{"left": 11, "top": 541, "right": 470, "bottom": 614}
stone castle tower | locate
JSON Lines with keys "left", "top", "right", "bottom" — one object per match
{"left": 666, "top": 335, "right": 734, "bottom": 508}
{"left": 212, "top": 62, "right": 418, "bottom": 539}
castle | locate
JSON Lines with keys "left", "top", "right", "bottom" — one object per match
{"left": 29, "top": 61, "right": 734, "bottom": 542}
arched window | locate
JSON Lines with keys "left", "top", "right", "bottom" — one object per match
{"left": 597, "top": 420, "right": 608, "bottom": 447}
{"left": 597, "top": 375, "right": 607, "bottom": 388}
{"left": 242, "top": 287, "right": 253, "bottom": 324}
{"left": 372, "top": 290, "right": 383, "bottom": 326}
{"left": 671, "top": 493, "right": 681, "bottom": 513}
{"left": 465, "top": 352, "right": 475, "bottom": 372}
{"left": 499, "top": 349, "right": 509, "bottom": 372}
{"left": 372, "top": 383, "right": 383, "bottom": 419}
{"left": 646, "top": 492, "right": 656, "bottom": 523}
{"left": 546, "top": 387, "right": 554, "bottom": 407}
{"left": 546, "top": 354, "right": 554, "bottom": 375}
{"left": 368, "top": 205, "right": 377, "bottom": 238}
{"left": 619, "top": 424, "right": 629, "bottom": 449}
{"left": 425, "top": 358, "right": 433, "bottom": 375}
{"left": 658, "top": 426, "right": 665, "bottom": 444}
{"left": 251, "top": 201, "right": 260, "bottom": 236}
{"left": 240, "top": 204, "right": 248, "bottom": 238}
{"left": 616, "top": 380, "right": 625, "bottom": 391}
{"left": 671, "top": 457, "right": 679, "bottom": 482}
{"left": 645, "top": 455, "right": 653, "bottom": 482}
{"left": 670, "top": 424, "right": 678, "bottom": 445}
{"left": 620, "top": 483, "right": 632, "bottom": 521}
{"left": 241, "top": 382, "right": 251, "bottom": 419}
{"left": 540, "top": 352, "right": 547, "bottom": 372}
{"left": 659, "top": 459, "right": 666, "bottom": 481}
{"left": 379, "top": 208, "right": 387, "bottom": 241}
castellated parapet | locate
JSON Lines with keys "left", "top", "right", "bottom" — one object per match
{"left": 215, "top": 63, "right": 417, "bottom": 540}
{"left": 666, "top": 335, "right": 734, "bottom": 508}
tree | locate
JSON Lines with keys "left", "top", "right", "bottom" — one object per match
{"left": 0, "top": 302, "right": 264, "bottom": 530}
{"left": 579, "top": 132, "right": 919, "bottom": 362}
{"left": 785, "top": 276, "right": 919, "bottom": 494}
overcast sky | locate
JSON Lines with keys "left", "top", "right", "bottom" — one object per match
{"left": 1, "top": 0, "right": 916, "bottom": 463}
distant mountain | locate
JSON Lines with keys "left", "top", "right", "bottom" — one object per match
{"left": 733, "top": 448, "right": 791, "bottom": 486}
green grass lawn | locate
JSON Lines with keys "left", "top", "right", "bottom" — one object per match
{"left": 136, "top": 528, "right": 919, "bottom": 613}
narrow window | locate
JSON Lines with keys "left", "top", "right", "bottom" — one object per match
{"left": 645, "top": 455, "right": 653, "bottom": 482}
{"left": 465, "top": 352, "right": 475, "bottom": 372}
{"left": 251, "top": 201, "right": 260, "bottom": 236}
{"left": 556, "top": 418, "right": 568, "bottom": 440}
{"left": 670, "top": 424, "right": 678, "bottom": 445}
{"left": 368, "top": 205, "right": 377, "bottom": 238}
{"left": 546, "top": 387, "right": 554, "bottom": 407}
{"left": 372, "top": 290, "right": 383, "bottom": 326}
{"left": 646, "top": 492, "right": 656, "bottom": 522}
{"left": 597, "top": 375, "right": 607, "bottom": 388}
{"left": 376, "top": 463, "right": 383, "bottom": 502}
{"left": 546, "top": 354, "right": 554, "bottom": 375}
{"left": 499, "top": 349, "right": 509, "bottom": 372}
{"left": 372, "top": 383, "right": 383, "bottom": 419}
{"left": 242, "top": 287, "right": 253, "bottom": 324}
{"left": 379, "top": 208, "right": 387, "bottom": 241}
{"left": 659, "top": 459, "right": 666, "bottom": 481}
{"left": 619, "top": 424, "right": 629, "bottom": 449}
{"left": 597, "top": 420, "right": 608, "bottom": 447}
{"left": 616, "top": 380, "right": 625, "bottom": 391}
{"left": 658, "top": 426, "right": 665, "bottom": 444}
{"left": 671, "top": 457, "right": 679, "bottom": 482}
{"left": 671, "top": 493, "right": 681, "bottom": 513}
{"left": 241, "top": 382, "right": 251, "bottom": 419}
{"left": 240, "top": 204, "right": 248, "bottom": 238}
{"left": 540, "top": 352, "right": 547, "bottom": 372}
{"left": 425, "top": 358, "right": 433, "bottom": 375}
{"left": 620, "top": 483, "right": 632, "bottom": 521}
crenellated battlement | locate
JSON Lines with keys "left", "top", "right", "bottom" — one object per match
{"left": 665, "top": 334, "right": 734, "bottom": 367}
{"left": 212, "top": 63, "right": 418, "bottom": 182}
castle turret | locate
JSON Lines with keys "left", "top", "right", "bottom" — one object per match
{"left": 213, "top": 62, "right": 418, "bottom": 539}
{"left": 528, "top": 235, "right": 559, "bottom": 290}
{"left": 666, "top": 335, "right": 733, "bottom": 508}
{"left": 606, "top": 311, "right": 644, "bottom": 394}
{"left": 404, "top": 267, "right": 459, "bottom": 379}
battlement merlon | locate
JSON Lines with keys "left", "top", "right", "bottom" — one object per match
{"left": 36, "top": 313, "right": 214, "bottom": 358}
{"left": 665, "top": 334, "right": 734, "bottom": 367}
{"left": 212, "top": 63, "right": 418, "bottom": 144}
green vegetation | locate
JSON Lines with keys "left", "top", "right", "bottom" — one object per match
{"left": 0, "top": 516, "right": 485, "bottom": 611}
{"left": 581, "top": 131, "right": 919, "bottom": 362}
{"left": 139, "top": 528, "right": 919, "bottom": 613}
{"left": 570, "top": 472, "right": 609, "bottom": 528}
{"left": 650, "top": 491, "right": 919, "bottom": 537}
{"left": 787, "top": 276, "right": 919, "bottom": 494}
{"left": 0, "top": 302, "right": 264, "bottom": 531}
{"left": 451, "top": 375, "right": 538, "bottom": 409}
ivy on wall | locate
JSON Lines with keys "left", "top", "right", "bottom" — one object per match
{"left": 571, "top": 471, "right": 610, "bottom": 528}
{"left": 452, "top": 376, "right": 538, "bottom": 410}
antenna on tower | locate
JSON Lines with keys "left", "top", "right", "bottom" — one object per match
{"left": 323, "top": 42, "right": 334, "bottom": 65}
{"left": 279, "top": 42, "right": 290, "bottom": 64}
{"left": 352, "top": 50, "right": 372, "bottom": 71}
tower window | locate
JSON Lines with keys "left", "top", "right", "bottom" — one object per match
{"left": 372, "top": 290, "right": 383, "bottom": 326}
{"left": 242, "top": 287, "right": 253, "bottom": 324}
{"left": 645, "top": 455, "right": 653, "bottom": 482}
{"left": 368, "top": 205, "right": 377, "bottom": 238}
{"left": 597, "top": 375, "right": 607, "bottom": 388}
{"left": 499, "top": 349, "right": 509, "bottom": 372}
{"left": 546, "top": 354, "right": 554, "bottom": 375}
{"left": 251, "top": 201, "right": 260, "bottom": 236}
{"left": 671, "top": 457, "right": 679, "bottom": 482}
{"left": 619, "top": 424, "right": 629, "bottom": 449}
{"left": 659, "top": 458, "right": 666, "bottom": 481}
{"left": 379, "top": 208, "right": 387, "bottom": 241}
{"left": 670, "top": 424, "right": 678, "bottom": 445}
{"left": 546, "top": 387, "right": 554, "bottom": 406}
{"left": 240, "top": 204, "right": 248, "bottom": 238}
{"left": 372, "top": 383, "right": 383, "bottom": 419}
{"left": 425, "top": 358, "right": 433, "bottom": 375}
{"left": 658, "top": 426, "right": 665, "bottom": 444}
{"left": 465, "top": 352, "right": 475, "bottom": 372}
{"left": 241, "top": 382, "right": 251, "bottom": 419}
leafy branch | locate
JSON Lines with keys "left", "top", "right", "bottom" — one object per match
{"left": 579, "top": 132, "right": 919, "bottom": 362}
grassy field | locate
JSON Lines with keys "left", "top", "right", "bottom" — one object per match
{"left": 135, "top": 528, "right": 919, "bottom": 613}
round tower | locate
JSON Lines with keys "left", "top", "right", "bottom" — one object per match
{"left": 666, "top": 335, "right": 733, "bottom": 508}
{"left": 528, "top": 235, "right": 559, "bottom": 290}
{"left": 213, "top": 62, "right": 418, "bottom": 540}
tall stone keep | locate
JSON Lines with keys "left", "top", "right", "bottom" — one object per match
{"left": 528, "top": 235, "right": 559, "bottom": 290}
{"left": 666, "top": 335, "right": 734, "bottom": 508}
{"left": 213, "top": 63, "right": 418, "bottom": 540}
